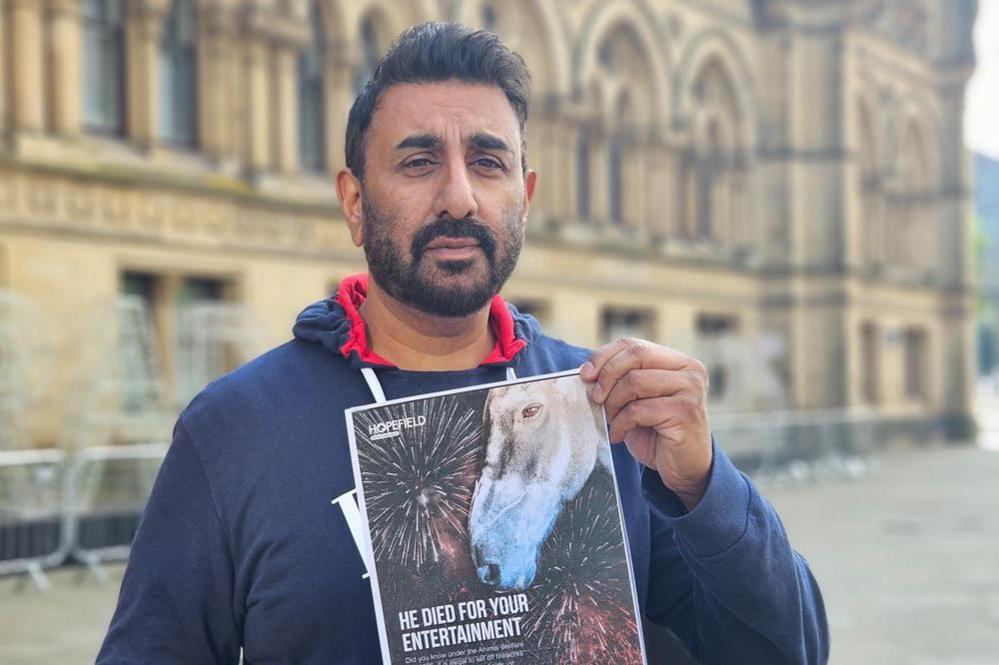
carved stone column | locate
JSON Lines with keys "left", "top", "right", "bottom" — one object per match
{"left": 272, "top": 27, "right": 311, "bottom": 174}
{"left": 623, "top": 132, "right": 646, "bottom": 234}
{"left": 525, "top": 118, "right": 548, "bottom": 221}
{"left": 244, "top": 39, "right": 271, "bottom": 171}
{"left": 126, "top": 0, "right": 168, "bottom": 149}
{"left": 784, "top": 1, "right": 849, "bottom": 410}
{"left": 273, "top": 46, "right": 298, "bottom": 173}
{"left": 532, "top": 94, "right": 568, "bottom": 223}
{"left": 242, "top": 5, "right": 310, "bottom": 175}
{"left": 549, "top": 116, "right": 572, "bottom": 221}
{"left": 11, "top": 0, "right": 46, "bottom": 131}
{"left": 47, "top": 0, "right": 83, "bottom": 135}
{"left": 0, "top": 0, "right": 8, "bottom": 132}
{"left": 198, "top": 3, "right": 238, "bottom": 166}
{"left": 325, "top": 43, "right": 354, "bottom": 174}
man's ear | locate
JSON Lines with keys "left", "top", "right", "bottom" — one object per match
{"left": 336, "top": 169, "right": 364, "bottom": 247}
{"left": 522, "top": 169, "right": 538, "bottom": 223}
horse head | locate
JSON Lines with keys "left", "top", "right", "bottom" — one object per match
{"left": 469, "top": 376, "right": 611, "bottom": 591}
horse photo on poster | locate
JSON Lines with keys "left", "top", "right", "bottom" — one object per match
{"left": 346, "top": 370, "right": 647, "bottom": 665}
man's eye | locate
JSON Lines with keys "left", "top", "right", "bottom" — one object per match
{"left": 472, "top": 157, "right": 503, "bottom": 170}
{"left": 404, "top": 158, "right": 436, "bottom": 169}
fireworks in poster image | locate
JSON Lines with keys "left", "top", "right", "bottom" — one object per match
{"left": 347, "top": 372, "right": 646, "bottom": 664}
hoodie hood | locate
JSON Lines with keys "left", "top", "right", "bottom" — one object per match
{"left": 292, "top": 274, "right": 538, "bottom": 369}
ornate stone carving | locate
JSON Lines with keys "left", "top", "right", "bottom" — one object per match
{"left": 241, "top": 1, "right": 311, "bottom": 48}
{"left": 0, "top": 171, "right": 351, "bottom": 257}
{"left": 26, "top": 180, "right": 57, "bottom": 215}
{"left": 45, "top": 0, "right": 82, "bottom": 17}
{"left": 851, "top": 0, "right": 929, "bottom": 53}
{"left": 0, "top": 175, "right": 18, "bottom": 210}
{"left": 65, "top": 183, "right": 96, "bottom": 221}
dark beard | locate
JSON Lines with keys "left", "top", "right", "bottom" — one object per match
{"left": 361, "top": 193, "right": 524, "bottom": 317}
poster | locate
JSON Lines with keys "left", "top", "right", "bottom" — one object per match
{"left": 346, "top": 370, "right": 647, "bottom": 665}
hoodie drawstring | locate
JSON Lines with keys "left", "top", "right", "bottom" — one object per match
{"left": 360, "top": 365, "right": 519, "bottom": 405}
{"left": 360, "top": 367, "right": 387, "bottom": 404}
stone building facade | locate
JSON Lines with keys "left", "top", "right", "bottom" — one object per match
{"left": 0, "top": 0, "right": 978, "bottom": 447}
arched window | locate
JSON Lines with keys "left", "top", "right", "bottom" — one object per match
{"left": 588, "top": 23, "right": 657, "bottom": 231}
{"left": 576, "top": 128, "right": 591, "bottom": 220}
{"left": 860, "top": 322, "right": 880, "bottom": 404}
{"left": 354, "top": 14, "right": 384, "bottom": 93}
{"left": 681, "top": 150, "right": 698, "bottom": 239}
{"left": 687, "top": 60, "right": 743, "bottom": 244}
{"left": 158, "top": 0, "right": 198, "bottom": 148}
{"left": 298, "top": 1, "right": 326, "bottom": 172}
{"left": 697, "top": 119, "right": 726, "bottom": 240}
{"left": 608, "top": 137, "right": 622, "bottom": 224}
{"left": 695, "top": 149, "right": 713, "bottom": 239}
{"left": 481, "top": 2, "right": 498, "bottom": 31}
{"left": 82, "top": 0, "right": 126, "bottom": 135}
{"left": 608, "top": 94, "right": 633, "bottom": 226}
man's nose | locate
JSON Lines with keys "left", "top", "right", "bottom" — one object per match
{"left": 434, "top": 160, "right": 478, "bottom": 220}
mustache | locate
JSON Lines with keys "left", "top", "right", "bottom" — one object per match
{"left": 411, "top": 217, "right": 497, "bottom": 260}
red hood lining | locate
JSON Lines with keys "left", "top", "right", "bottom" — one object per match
{"left": 334, "top": 273, "right": 526, "bottom": 368}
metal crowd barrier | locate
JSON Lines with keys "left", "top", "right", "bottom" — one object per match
{"left": 711, "top": 407, "right": 940, "bottom": 483}
{"left": 0, "top": 449, "right": 68, "bottom": 591}
{"left": 0, "top": 443, "right": 167, "bottom": 590}
{"left": 65, "top": 443, "right": 168, "bottom": 583}
{"left": 713, "top": 408, "right": 880, "bottom": 460}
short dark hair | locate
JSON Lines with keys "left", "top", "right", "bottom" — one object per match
{"left": 344, "top": 22, "right": 532, "bottom": 179}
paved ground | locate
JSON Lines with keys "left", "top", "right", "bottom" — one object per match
{"left": 762, "top": 443, "right": 999, "bottom": 665}
{"left": 0, "top": 563, "right": 123, "bottom": 663}
{"left": 2, "top": 437, "right": 999, "bottom": 663}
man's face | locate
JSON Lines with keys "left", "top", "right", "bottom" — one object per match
{"left": 351, "top": 81, "right": 535, "bottom": 317}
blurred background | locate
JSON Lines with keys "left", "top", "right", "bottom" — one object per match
{"left": 1, "top": 0, "right": 997, "bottom": 663}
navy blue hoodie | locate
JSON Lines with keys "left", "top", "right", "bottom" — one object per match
{"left": 97, "top": 274, "right": 828, "bottom": 664}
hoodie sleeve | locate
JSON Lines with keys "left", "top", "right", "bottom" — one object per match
{"left": 96, "top": 420, "right": 241, "bottom": 665}
{"left": 641, "top": 442, "right": 829, "bottom": 665}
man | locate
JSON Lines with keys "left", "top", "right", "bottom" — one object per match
{"left": 98, "top": 22, "right": 828, "bottom": 664}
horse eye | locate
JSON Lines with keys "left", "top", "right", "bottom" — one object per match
{"left": 521, "top": 403, "right": 543, "bottom": 419}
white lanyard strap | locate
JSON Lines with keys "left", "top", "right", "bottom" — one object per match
{"left": 360, "top": 367, "right": 387, "bottom": 404}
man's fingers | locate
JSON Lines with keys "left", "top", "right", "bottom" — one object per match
{"left": 584, "top": 339, "right": 703, "bottom": 404}
{"left": 607, "top": 395, "right": 692, "bottom": 443}
{"left": 600, "top": 369, "right": 697, "bottom": 422}
{"left": 580, "top": 338, "right": 633, "bottom": 381}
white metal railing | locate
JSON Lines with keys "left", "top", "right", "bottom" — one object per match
{"left": 710, "top": 407, "right": 922, "bottom": 486}
{"left": 0, "top": 449, "right": 68, "bottom": 590}
{"left": 0, "top": 443, "right": 167, "bottom": 590}
{"left": 65, "top": 443, "right": 168, "bottom": 583}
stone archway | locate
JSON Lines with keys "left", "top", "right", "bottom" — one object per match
{"left": 572, "top": 7, "right": 669, "bottom": 232}
{"left": 680, "top": 55, "right": 750, "bottom": 250}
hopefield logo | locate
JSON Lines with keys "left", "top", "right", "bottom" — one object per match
{"left": 368, "top": 415, "right": 427, "bottom": 441}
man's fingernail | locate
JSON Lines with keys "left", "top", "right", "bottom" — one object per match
{"left": 580, "top": 362, "right": 594, "bottom": 377}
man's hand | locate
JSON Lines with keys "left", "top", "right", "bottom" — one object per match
{"left": 581, "top": 338, "right": 713, "bottom": 511}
